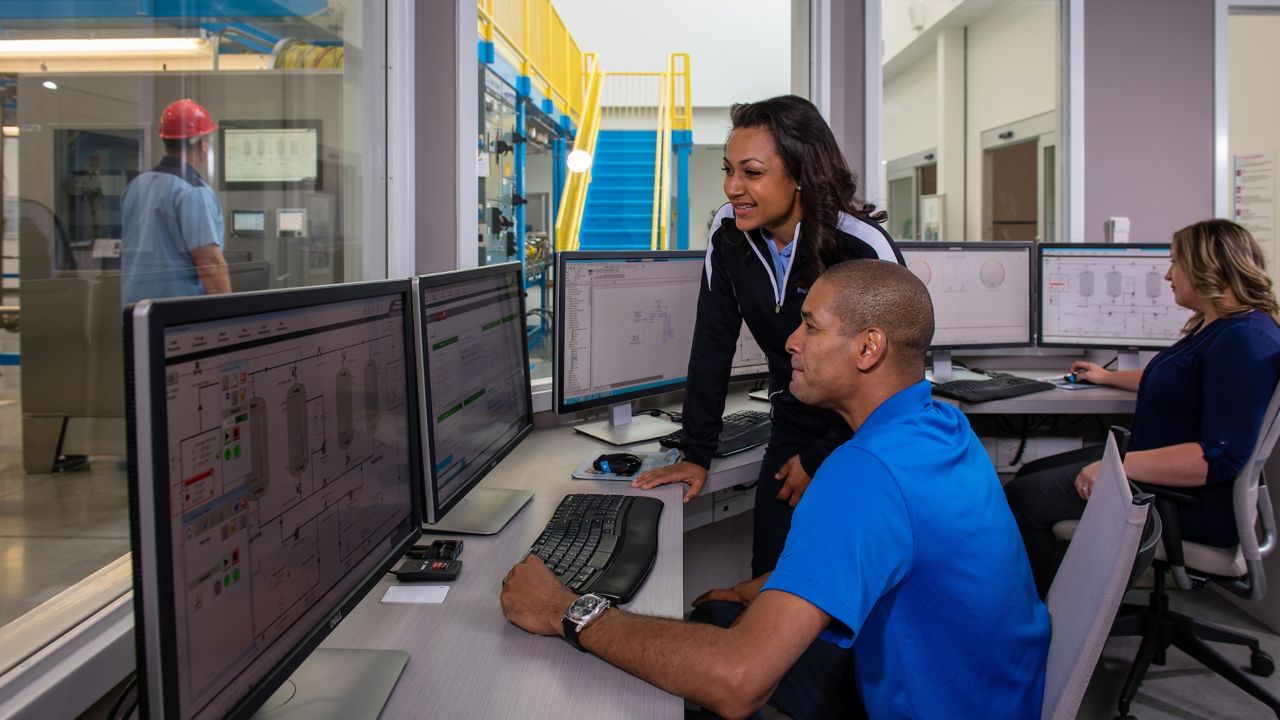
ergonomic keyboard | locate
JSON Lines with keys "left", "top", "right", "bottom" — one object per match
{"left": 932, "top": 372, "right": 1056, "bottom": 403}
{"left": 527, "top": 493, "right": 662, "bottom": 604}
{"left": 656, "top": 409, "right": 772, "bottom": 457}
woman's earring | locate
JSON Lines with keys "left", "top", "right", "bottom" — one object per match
{"left": 796, "top": 185, "right": 801, "bottom": 192}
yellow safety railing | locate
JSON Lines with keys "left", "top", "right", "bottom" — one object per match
{"left": 554, "top": 53, "right": 603, "bottom": 251}
{"left": 478, "top": 0, "right": 585, "bottom": 121}
{"left": 554, "top": 53, "right": 691, "bottom": 251}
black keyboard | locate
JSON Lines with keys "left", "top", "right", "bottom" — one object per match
{"left": 933, "top": 373, "right": 1055, "bottom": 403}
{"left": 527, "top": 494, "right": 662, "bottom": 604}
{"left": 657, "top": 409, "right": 772, "bottom": 457}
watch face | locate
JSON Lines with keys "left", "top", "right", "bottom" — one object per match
{"left": 566, "top": 593, "right": 609, "bottom": 623}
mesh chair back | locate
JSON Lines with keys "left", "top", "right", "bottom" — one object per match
{"left": 1041, "top": 434, "right": 1153, "bottom": 720}
{"left": 1230, "top": 381, "right": 1280, "bottom": 600}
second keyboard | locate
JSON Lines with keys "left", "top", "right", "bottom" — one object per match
{"left": 657, "top": 409, "right": 772, "bottom": 457}
{"left": 932, "top": 373, "right": 1055, "bottom": 403}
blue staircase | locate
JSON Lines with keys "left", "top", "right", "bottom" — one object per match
{"left": 579, "top": 130, "right": 657, "bottom": 250}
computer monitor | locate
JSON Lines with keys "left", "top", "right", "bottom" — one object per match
{"left": 1038, "top": 243, "right": 1192, "bottom": 368}
{"left": 730, "top": 322, "right": 769, "bottom": 380}
{"left": 220, "top": 119, "right": 322, "bottom": 190}
{"left": 278, "top": 208, "right": 308, "bottom": 236}
{"left": 412, "top": 262, "right": 534, "bottom": 535}
{"left": 231, "top": 209, "right": 266, "bottom": 235}
{"left": 899, "top": 242, "right": 1035, "bottom": 379}
{"left": 555, "top": 250, "right": 704, "bottom": 444}
{"left": 125, "top": 280, "right": 422, "bottom": 720}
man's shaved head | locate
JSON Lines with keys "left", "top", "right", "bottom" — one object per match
{"left": 817, "top": 260, "right": 934, "bottom": 373}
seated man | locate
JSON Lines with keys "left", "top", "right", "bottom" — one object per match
{"left": 500, "top": 259, "right": 1050, "bottom": 720}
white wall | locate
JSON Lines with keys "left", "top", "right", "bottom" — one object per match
{"left": 553, "top": 0, "right": 791, "bottom": 108}
{"left": 688, "top": 144, "right": 730, "bottom": 250}
{"left": 1228, "top": 13, "right": 1280, "bottom": 284}
{"left": 883, "top": 49, "right": 937, "bottom": 162}
{"left": 964, "top": 0, "right": 1058, "bottom": 238}
{"left": 882, "top": 0, "right": 963, "bottom": 60}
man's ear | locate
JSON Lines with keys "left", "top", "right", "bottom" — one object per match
{"left": 854, "top": 327, "right": 888, "bottom": 371}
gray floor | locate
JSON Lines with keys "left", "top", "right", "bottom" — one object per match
{"left": 0, "top": 364, "right": 131, "bottom": 627}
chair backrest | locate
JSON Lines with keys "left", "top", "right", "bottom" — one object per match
{"left": 1227, "top": 380, "right": 1280, "bottom": 600}
{"left": 1041, "top": 433, "right": 1154, "bottom": 720}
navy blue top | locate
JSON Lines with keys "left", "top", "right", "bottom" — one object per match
{"left": 1131, "top": 310, "right": 1280, "bottom": 547}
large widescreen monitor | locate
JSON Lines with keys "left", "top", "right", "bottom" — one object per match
{"left": 555, "top": 250, "right": 706, "bottom": 444}
{"left": 1038, "top": 244, "right": 1192, "bottom": 356}
{"left": 900, "top": 242, "right": 1034, "bottom": 377}
{"left": 413, "top": 263, "right": 534, "bottom": 534}
{"left": 126, "top": 281, "right": 421, "bottom": 720}
{"left": 220, "top": 120, "right": 322, "bottom": 190}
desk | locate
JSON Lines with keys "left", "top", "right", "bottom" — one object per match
{"left": 323, "top": 420, "right": 764, "bottom": 719}
{"left": 936, "top": 369, "right": 1137, "bottom": 416}
{"left": 321, "top": 383, "right": 1128, "bottom": 718}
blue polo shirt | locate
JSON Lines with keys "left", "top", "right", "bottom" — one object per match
{"left": 764, "top": 380, "right": 1049, "bottom": 719}
{"left": 121, "top": 156, "right": 224, "bottom": 306}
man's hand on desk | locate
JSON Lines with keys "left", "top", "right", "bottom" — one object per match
{"left": 500, "top": 556, "right": 576, "bottom": 637}
{"left": 691, "top": 573, "right": 770, "bottom": 614}
{"left": 631, "top": 460, "right": 708, "bottom": 503}
{"left": 774, "top": 455, "right": 811, "bottom": 508}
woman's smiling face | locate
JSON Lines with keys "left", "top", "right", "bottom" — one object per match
{"left": 722, "top": 125, "right": 803, "bottom": 237}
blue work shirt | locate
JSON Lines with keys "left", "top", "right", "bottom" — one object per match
{"left": 1130, "top": 310, "right": 1280, "bottom": 547}
{"left": 121, "top": 156, "right": 224, "bottom": 306}
{"left": 760, "top": 225, "right": 795, "bottom": 287}
{"left": 764, "top": 380, "right": 1050, "bottom": 719}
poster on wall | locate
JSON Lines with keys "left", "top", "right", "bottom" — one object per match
{"left": 1233, "top": 152, "right": 1277, "bottom": 280}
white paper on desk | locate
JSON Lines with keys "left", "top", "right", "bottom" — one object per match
{"left": 381, "top": 585, "right": 450, "bottom": 604}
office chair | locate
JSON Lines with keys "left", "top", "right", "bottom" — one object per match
{"left": 1105, "top": 381, "right": 1280, "bottom": 719}
{"left": 1041, "top": 429, "right": 1159, "bottom": 720}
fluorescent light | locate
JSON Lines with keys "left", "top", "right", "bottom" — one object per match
{"left": 2, "top": 126, "right": 18, "bottom": 137}
{"left": 0, "top": 38, "right": 209, "bottom": 56}
{"left": 42, "top": 80, "right": 57, "bottom": 90}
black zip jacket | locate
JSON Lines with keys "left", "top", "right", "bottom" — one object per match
{"left": 680, "top": 202, "right": 904, "bottom": 472}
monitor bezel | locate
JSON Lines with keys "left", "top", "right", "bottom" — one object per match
{"left": 1036, "top": 242, "right": 1181, "bottom": 350}
{"left": 554, "top": 249, "right": 706, "bottom": 416}
{"left": 218, "top": 119, "right": 323, "bottom": 191}
{"left": 125, "top": 280, "right": 423, "bottom": 720}
{"left": 727, "top": 322, "right": 771, "bottom": 383}
{"left": 412, "top": 262, "right": 534, "bottom": 525}
{"left": 897, "top": 241, "right": 1037, "bottom": 351}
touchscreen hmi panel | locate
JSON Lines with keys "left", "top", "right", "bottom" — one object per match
{"left": 1038, "top": 244, "right": 1192, "bottom": 348}
{"left": 127, "top": 283, "right": 420, "bottom": 719}
{"left": 899, "top": 242, "right": 1035, "bottom": 348}
{"left": 556, "top": 251, "right": 705, "bottom": 413}
{"left": 416, "top": 264, "right": 532, "bottom": 523}
{"left": 223, "top": 125, "right": 320, "bottom": 186}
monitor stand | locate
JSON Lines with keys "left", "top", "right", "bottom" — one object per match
{"left": 1116, "top": 349, "right": 1141, "bottom": 372}
{"left": 254, "top": 648, "right": 407, "bottom": 720}
{"left": 422, "top": 487, "right": 533, "bottom": 535}
{"left": 573, "top": 402, "right": 679, "bottom": 445}
{"left": 924, "top": 351, "right": 987, "bottom": 384}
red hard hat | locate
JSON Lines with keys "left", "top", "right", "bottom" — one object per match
{"left": 159, "top": 99, "right": 218, "bottom": 140}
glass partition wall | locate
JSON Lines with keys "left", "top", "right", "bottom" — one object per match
{"left": 0, "top": 0, "right": 387, "bottom": 632}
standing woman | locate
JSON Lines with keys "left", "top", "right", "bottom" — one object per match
{"left": 634, "top": 95, "right": 903, "bottom": 576}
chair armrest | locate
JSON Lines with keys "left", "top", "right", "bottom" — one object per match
{"left": 1131, "top": 481, "right": 1200, "bottom": 506}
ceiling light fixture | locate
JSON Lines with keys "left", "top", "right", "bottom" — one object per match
{"left": 0, "top": 37, "right": 209, "bottom": 56}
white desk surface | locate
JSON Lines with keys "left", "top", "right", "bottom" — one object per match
{"left": 934, "top": 368, "right": 1138, "bottom": 415}
{"left": 323, "top": 416, "right": 764, "bottom": 719}
{"left": 321, "top": 383, "right": 1130, "bottom": 718}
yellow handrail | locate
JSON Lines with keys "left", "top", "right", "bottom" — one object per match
{"left": 478, "top": 0, "right": 584, "bottom": 121}
{"left": 554, "top": 53, "right": 603, "bottom": 251}
{"left": 650, "top": 65, "right": 672, "bottom": 250}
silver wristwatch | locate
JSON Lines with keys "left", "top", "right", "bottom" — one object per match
{"left": 562, "top": 593, "right": 611, "bottom": 652}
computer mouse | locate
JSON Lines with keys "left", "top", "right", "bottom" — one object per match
{"left": 593, "top": 453, "right": 643, "bottom": 476}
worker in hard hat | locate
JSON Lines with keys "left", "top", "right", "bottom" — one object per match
{"left": 121, "top": 98, "right": 230, "bottom": 306}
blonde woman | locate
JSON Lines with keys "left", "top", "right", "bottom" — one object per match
{"left": 1005, "top": 219, "right": 1280, "bottom": 597}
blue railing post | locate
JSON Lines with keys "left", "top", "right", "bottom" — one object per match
{"left": 673, "top": 129, "right": 693, "bottom": 250}
{"left": 514, "top": 76, "right": 531, "bottom": 269}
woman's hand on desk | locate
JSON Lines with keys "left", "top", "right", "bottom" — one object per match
{"left": 500, "top": 556, "right": 576, "bottom": 637}
{"left": 632, "top": 461, "right": 709, "bottom": 503}
{"left": 1068, "top": 361, "right": 1111, "bottom": 385}
{"left": 774, "top": 455, "right": 811, "bottom": 508}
